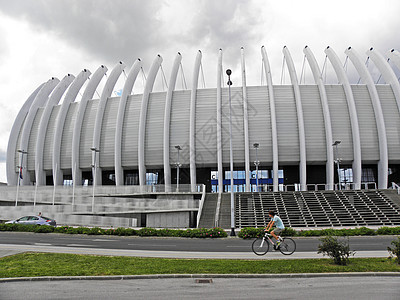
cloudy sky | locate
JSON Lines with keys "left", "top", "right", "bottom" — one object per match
{"left": 0, "top": 0, "right": 399, "bottom": 183}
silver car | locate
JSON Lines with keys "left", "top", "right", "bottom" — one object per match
{"left": 5, "top": 215, "right": 56, "bottom": 226}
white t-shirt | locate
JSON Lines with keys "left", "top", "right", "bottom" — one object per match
{"left": 272, "top": 215, "right": 285, "bottom": 229}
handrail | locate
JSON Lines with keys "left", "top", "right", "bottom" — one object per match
{"left": 392, "top": 182, "right": 400, "bottom": 194}
{"left": 196, "top": 184, "right": 206, "bottom": 228}
{"left": 214, "top": 192, "right": 222, "bottom": 227}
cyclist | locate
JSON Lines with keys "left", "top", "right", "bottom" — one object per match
{"left": 265, "top": 210, "right": 284, "bottom": 248}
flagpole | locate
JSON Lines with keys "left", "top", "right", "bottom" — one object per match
{"left": 34, "top": 162, "right": 38, "bottom": 207}
{"left": 52, "top": 163, "right": 57, "bottom": 205}
{"left": 72, "top": 162, "right": 76, "bottom": 206}
{"left": 15, "top": 149, "right": 27, "bottom": 206}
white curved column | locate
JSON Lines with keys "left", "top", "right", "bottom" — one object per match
{"left": 388, "top": 49, "right": 400, "bottom": 70}
{"left": 345, "top": 47, "right": 388, "bottom": 189}
{"left": 304, "top": 46, "right": 334, "bottom": 190}
{"left": 216, "top": 49, "right": 223, "bottom": 193}
{"left": 71, "top": 65, "right": 108, "bottom": 186}
{"left": 241, "top": 47, "right": 251, "bottom": 192}
{"left": 19, "top": 77, "right": 60, "bottom": 185}
{"left": 283, "top": 46, "right": 307, "bottom": 191}
{"left": 92, "top": 61, "right": 126, "bottom": 186}
{"left": 52, "top": 69, "right": 91, "bottom": 185}
{"left": 6, "top": 83, "right": 45, "bottom": 185}
{"left": 138, "top": 55, "right": 163, "bottom": 186}
{"left": 35, "top": 74, "right": 75, "bottom": 186}
{"left": 325, "top": 46, "right": 362, "bottom": 189}
{"left": 190, "top": 50, "right": 202, "bottom": 192}
{"left": 261, "top": 46, "right": 279, "bottom": 191}
{"left": 368, "top": 48, "right": 400, "bottom": 114}
{"left": 163, "top": 53, "right": 182, "bottom": 191}
{"left": 115, "top": 59, "right": 142, "bottom": 186}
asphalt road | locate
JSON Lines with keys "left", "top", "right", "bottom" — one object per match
{"left": 1, "top": 277, "right": 399, "bottom": 300}
{"left": 0, "top": 232, "right": 396, "bottom": 253}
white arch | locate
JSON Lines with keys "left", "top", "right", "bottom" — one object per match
{"left": 163, "top": 53, "right": 182, "bottom": 191}
{"left": 92, "top": 61, "right": 126, "bottom": 186}
{"left": 325, "top": 46, "right": 362, "bottom": 190}
{"left": 71, "top": 65, "right": 108, "bottom": 186}
{"left": 345, "top": 47, "right": 388, "bottom": 189}
{"left": 304, "top": 46, "right": 334, "bottom": 190}
{"left": 189, "top": 50, "right": 202, "bottom": 192}
{"left": 6, "top": 83, "right": 45, "bottom": 186}
{"left": 52, "top": 70, "right": 91, "bottom": 185}
{"left": 368, "top": 48, "right": 400, "bottom": 114}
{"left": 35, "top": 74, "right": 75, "bottom": 186}
{"left": 138, "top": 55, "right": 163, "bottom": 186}
{"left": 216, "top": 49, "right": 223, "bottom": 193}
{"left": 115, "top": 59, "right": 142, "bottom": 186}
{"left": 283, "top": 46, "right": 307, "bottom": 191}
{"left": 261, "top": 46, "right": 279, "bottom": 191}
{"left": 241, "top": 47, "right": 251, "bottom": 192}
{"left": 388, "top": 49, "right": 400, "bottom": 70}
{"left": 19, "top": 77, "right": 60, "bottom": 185}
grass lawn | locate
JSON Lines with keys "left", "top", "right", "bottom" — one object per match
{"left": 0, "top": 253, "right": 399, "bottom": 278}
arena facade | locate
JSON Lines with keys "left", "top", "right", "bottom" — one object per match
{"left": 6, "top": 46, "right": 400, "bottom": 194}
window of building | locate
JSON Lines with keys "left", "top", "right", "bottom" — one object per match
{"left": 146, "top": 172, "right": 158, "bottom": 185}
{"left": 125, "top": 173, "right": 139, "bottom": 185}
{"left": 340, "top": 168, "right": 353, "bottom": 184}
{"left": 361, "top": 168, "right": 375, "bottom": 182}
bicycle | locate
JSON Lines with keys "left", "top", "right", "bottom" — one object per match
{"left": 252, "top": 232, "right": 296, "bottom": 255}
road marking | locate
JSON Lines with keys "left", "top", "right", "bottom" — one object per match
{"left": 66, "top": 244, "right": 99, "bottom": 247}
{"left": 226, "top": 246, "right": 248, "bottom": 248}
{"left": 128, "top": 244, "right": 177, "bottom": 247}
{"left": 33, "top": 243, "right": 52, "bottom": 246}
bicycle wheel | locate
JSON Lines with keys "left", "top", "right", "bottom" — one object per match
{"left": 252, "top": 237, "right": 270, "bottom": 255}
{"left": 278, "top": 237, "right": 296, "bottom": 255}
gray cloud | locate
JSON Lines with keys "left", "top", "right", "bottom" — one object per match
{"left": 0, "top": 0, "right": 164, "bottom": 66}
{"left": 0, "top": 0, "right": 267, "bottom": 73}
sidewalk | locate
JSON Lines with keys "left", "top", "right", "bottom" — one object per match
{"left": 0, "top": 244, "right": 389, "bottom": 260}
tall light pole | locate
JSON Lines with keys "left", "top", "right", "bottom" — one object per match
{"left": 226, "top": 69, "right": 235, "bottom": 236}
{"left": 175, "top": 145, "right": 182, "bottom": 192}
{"left": 15, "top": 149, "right": 27, "bottom": 206}
{"left": 332, "top": 140, "right": 342, "bottom": 190}
{"left": 90, "top": 147, "right": 100, "bottom": 212}
{"left": 253, "top": 143, "right": 260, "bottom": 192}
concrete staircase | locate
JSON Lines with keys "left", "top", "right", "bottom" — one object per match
{"left": 0, "top": 185, "right": 201, "bottom": 228}
{"left": 234, "top": 190, "right": 400, "bottom": 228}
{"left": 197, "top": 193, "right": 218, "bottom": 228}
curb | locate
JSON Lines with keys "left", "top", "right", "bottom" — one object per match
{"left": 1, "top": 272, "right": 400, "bottom": 283}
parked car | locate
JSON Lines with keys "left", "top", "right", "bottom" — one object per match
{"left": 5, "top": 215, "right": 56, "bottom": 226}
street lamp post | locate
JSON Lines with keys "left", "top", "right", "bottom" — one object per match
{"left": 175, "top": 145, "right": 182, "bottom": 192}
{"left": 253, "top": 143, "right": 260, "bottom": 192}
{"left": 15, "top": 149, "right": 27, "bottom": 206}
{"left": 332, "top": 141, "right": 342, "bottom": 190}
{"left": 226, "top": 69, "right": 235, "bottom": 237}
{"left": 90, "top": 147, "right": 100, "bottom": 212}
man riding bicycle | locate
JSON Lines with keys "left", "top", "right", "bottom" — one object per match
{"left": 265, "top": 210, "right": 284, "bottom": 247}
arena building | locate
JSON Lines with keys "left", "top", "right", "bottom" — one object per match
{"left": 3, "top": 45, "right": 400, "bottom": 228}
{"left": 6, "top": 46, "right": 400, "bottom": 194}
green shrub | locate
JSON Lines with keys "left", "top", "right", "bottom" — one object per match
{"left": 377, "top": 227, "right": 400, "bottom": 235}
{"left": 104, "top": 227, "right": 137, "bottom": 236}
{"left": 137, "top": 227, "right": 158, "bottom": 237}
{"left": 281, "top": 227, "right": 297, "bottom": 237}
{"left": 387, "top": 237, "right": 400, "bottom": 264}
{"left": 34, "top": 225, "right": 54, "bottom": 233}
{"left": 54, "top": 226, "right": 75, "bottom": 234}
{"left": 354, "top": 227, "right": 376, "bottom": 236}
{"left": 318, "top": 236, "right": 355, "bottom": 265}
{"left": 237, "top": 227, "right": 264, "bottom": 239}
{"left": 87, "top": 227, "right": 106, "bottom": 235}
